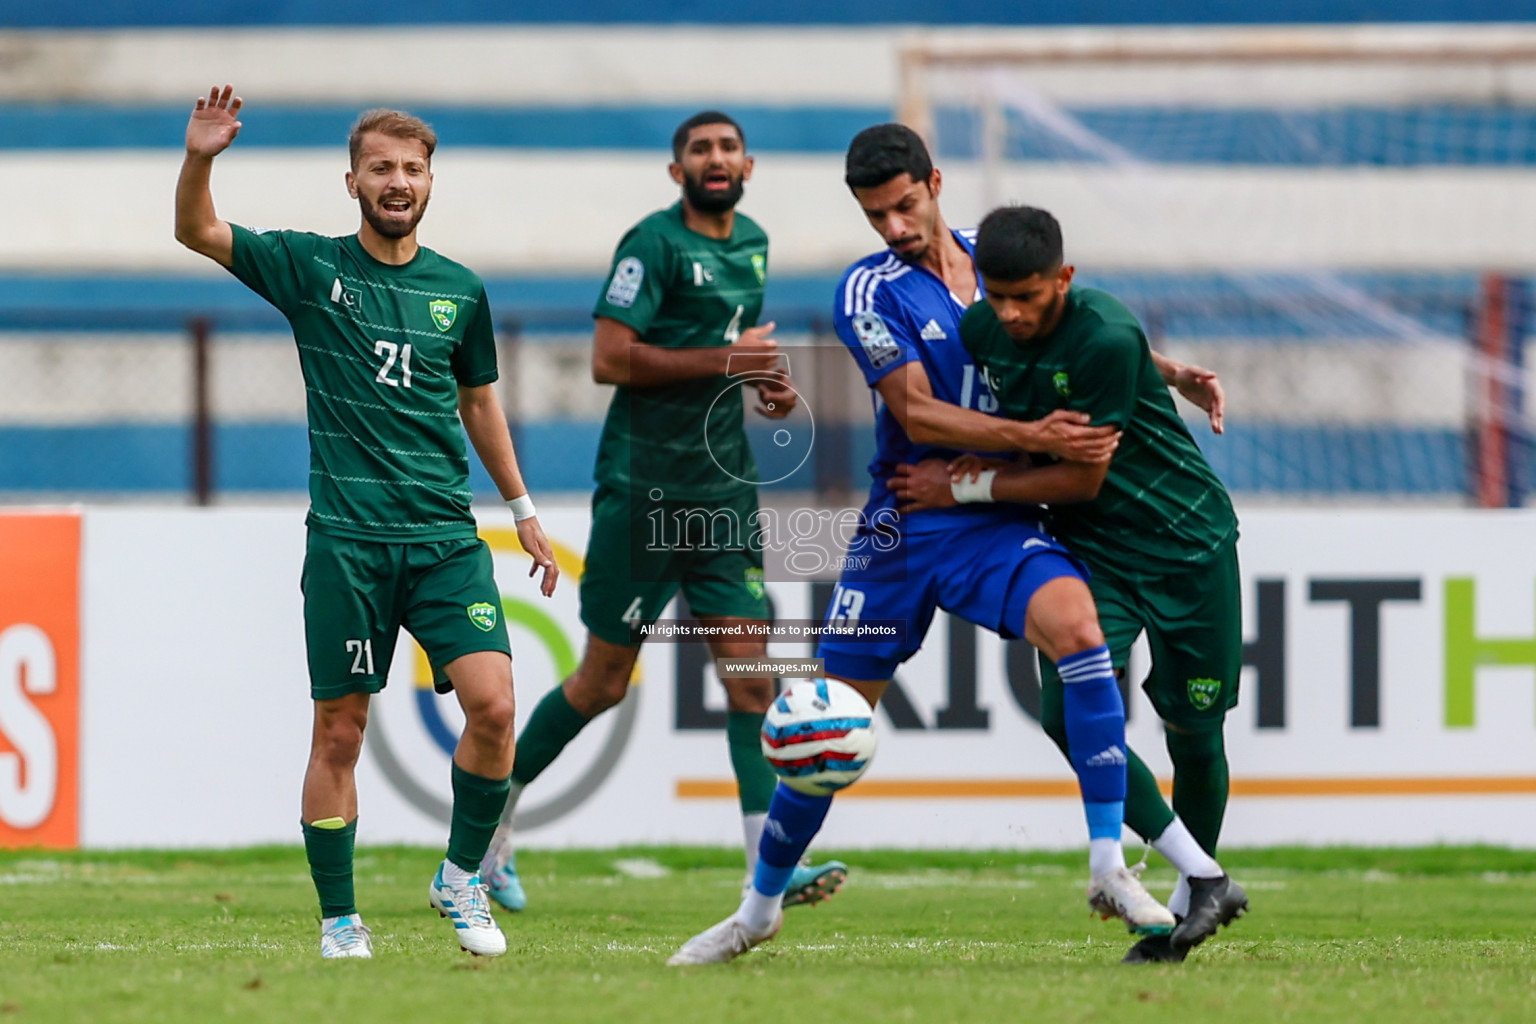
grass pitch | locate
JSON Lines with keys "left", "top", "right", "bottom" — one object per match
{"left": 0, "top": 845, "right": 1532, "bottom": 1023}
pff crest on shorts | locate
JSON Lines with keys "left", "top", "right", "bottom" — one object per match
{"left": 467, "top": 601, "right": 499, "bottom": 632}
{"left": 1187, "top": 677, "right": 1222, "bottom": 710}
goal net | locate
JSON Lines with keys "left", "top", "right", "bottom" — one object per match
{"left": 898, "top": 26, "right": 1536, "bottom": 504}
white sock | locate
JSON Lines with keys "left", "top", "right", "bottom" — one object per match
{"left": 440, "top": 858, "right": 475, "bottom": 888}
{"left": 1168, "top": 875, "right": 1191, "bottom": 918}
{"left": 742, "top": 812, "right": 767, "bottom": 875}
{"left": 480, "top": 822, "right": 513, "bottom": 875}
{"left": 1151, "top": 818, "right": 1222, "bottom": 879}
{"left": 1088, "top": 837, "right": 1125, "bottom": 877}
{"left": 478, "top": 784, "right": 525, "bottom": 874}
{"left": 739, "top": 884, "right": 781, "bottom": 934}
{"left": 321, "top": 913, "right": 357, "bottom": 929}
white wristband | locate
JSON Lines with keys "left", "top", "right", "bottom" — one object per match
{"left": 950, "top": 469, "right": 997, "bottom": 504}
{"left": 507, "top": 494, "right": 538, "bottom": 521}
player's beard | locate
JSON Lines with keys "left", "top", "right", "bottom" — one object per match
{"left": 682, "top": 169, "right": 744, "bottom": 214}
{"left": 1007, "top": 291, "right": 1067, "bottom": 342}
{"left": 891, "top": 234, "right": 929, "bottom": 263}
{"left": 358, "top": 190, "right": 430, "bottom": 239}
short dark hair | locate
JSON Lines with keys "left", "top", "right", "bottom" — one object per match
{"left": 974, "top": 206, "right": 1064, "bottom": 281}
{"left": 671, "top": 111, "right": 745, "bottom": 161}
{"left": 844, "top": 123, "right": 933, "bottom": 190}
{"left": 348, "top": 108, "right": 437, "bottom": 170}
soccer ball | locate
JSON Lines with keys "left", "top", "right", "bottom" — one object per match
{"left": 760, "top": 678, "right": 878, "bottom": 796}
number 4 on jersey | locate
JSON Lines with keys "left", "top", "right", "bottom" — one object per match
{"left": 620, "top": 596, "right": 645, "bottom": 628}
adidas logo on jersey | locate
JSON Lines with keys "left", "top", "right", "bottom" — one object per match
{"left": 919, "top": 319, "right": 948, "bottom": 341}
{"left": 1086, "top": 745, "right": 1128, "bottom": 768}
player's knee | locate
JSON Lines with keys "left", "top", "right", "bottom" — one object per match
{"left": 1024, "top": 584, "right": 1104, "bottom": 662}
{"left": 566, "top": 661, "right": 631, "bottom": 714}
{"left": 469, "top": 690, "right": 517, "bottom": 743}
{"left": 1165, "top": 722, "right": 1225, "bottom": 770}
{"left": 724, "top": 677, "right": 774, "bottom": 714}
{"left": 312, "top": 713, "right": 365, "bottom": 768}
{"left": 1051, "top": 618, "right": 1106, "bottom": 660}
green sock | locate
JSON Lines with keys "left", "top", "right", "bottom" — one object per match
{"left": 1166, "top": 727, "right": 1229, "bottom": 855}
{"left": 511, "top": 685, "right": 591, "bottom": 787}
{"left": 447, "top": 764, "right": 512, "bottom": 873}
{"left": 1122, "top": 746, "right": 1177, "bottom": 843}
{"left": 301, "top": 817, "right": 357, "bottom": 919}
{"left": 726, "top": 710, "right": 777, "bottom": 815}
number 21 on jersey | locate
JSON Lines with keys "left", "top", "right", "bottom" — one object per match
{"left": 345, "top": 638, "right": 375, "bottom": 675}
{"left": 375, "top": 340, "right": 413, "bottom": 388}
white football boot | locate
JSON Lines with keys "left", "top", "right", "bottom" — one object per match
{"left": 319, "top": 913, "right": 373, "bottom": 959}
{"left": 1087, "top": 865, "right": 1177, "bottom": 935}
{"left": 666, "top": 909, "right": 783, "bottom": 966}
{"left": 428, "top": 863, "right": 508, "bottom": 956}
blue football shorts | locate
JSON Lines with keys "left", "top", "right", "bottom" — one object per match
{"left": 816, "top": 511, "right": 1088, "bottom": 682}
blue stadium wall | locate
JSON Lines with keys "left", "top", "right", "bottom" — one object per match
{"left": 0, "top": 14, "right": 1529, "bottom": 500}
{"left": 3, "top": 0, "right": 1528, "bottom": 25}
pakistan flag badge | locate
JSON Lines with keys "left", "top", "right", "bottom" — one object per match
{"left": 430, "top": 299, "right": 457, "bottom": 332}
{"left": 1187, "top": 677, "right": 1222, "bottom": 711}
{"left": 467, "top": 601, "right": 498, "bottom": 632}
{"left": 1053, "top": 371, "right": 1071, "bottom": 397}
{"left": 745, "top": 567, "right": 765, "bottom": 601}
{"left": 751, "top": 253, "right": 767, "bottom": 285}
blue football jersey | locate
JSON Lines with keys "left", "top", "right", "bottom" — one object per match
{"left": 832, "top": 229, "right": 1015, "bottom": 534}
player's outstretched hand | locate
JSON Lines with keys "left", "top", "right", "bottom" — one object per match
{"left": 1029, "top": 409, "right": 1120, "bottom": 463}
{"left": 752, "top": 370, "right": 797, "bottom": 418}
{"left": 1174, "top": 363, "right": 1225, "bottom": 434}
{"left": 186, "top": 84, "right": 243, "bottom": 158}
{"left": 889, "top": 459, "right": 959, "bottom": 513}
{"left": 516, "top": 518, "right": 560, "bottom": 597}
{"left": 726, "top": 322, "right": 780, "bottom": 377}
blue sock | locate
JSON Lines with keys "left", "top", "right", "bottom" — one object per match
{"left": 751, "top": 783, "right": 833, "bottom": 898}
{"left": 1056, "top": 645, "right": 1128, "bottom": 841}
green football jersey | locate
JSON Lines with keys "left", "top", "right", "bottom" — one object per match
{"left": 960, "top": 286, "right": 1237, "bottom": 570}
{"left": 591, "top": 202, "right": 768, "bottom": 500}
{"left": 227, "top": 225, "right": 498, "bottom": 543}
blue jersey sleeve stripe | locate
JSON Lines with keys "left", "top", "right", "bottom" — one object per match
{"left": 854, "top": 259, "right": 908, "bottom": 316}
{"left": 843, "top": 267, "right": 870, "bottom": 317}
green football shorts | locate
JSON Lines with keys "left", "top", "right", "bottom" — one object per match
{"left": 1041, "top": 538, "right": 1243, "bottom": 732}
{"left": 580, "top": 484, "right": 769, "bottom": 646}
{"left": 301, "top": 530, "right": 511, "bottom": 701}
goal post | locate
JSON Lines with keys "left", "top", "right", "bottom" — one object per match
{"left": 896, "top": 26, "right": 1536, "bottom": 504}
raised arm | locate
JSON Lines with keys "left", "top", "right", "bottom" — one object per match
{"left": 174, "top": 84, "right": 241, "bottom": 267}
{"left": 591, "top": 316, "right": 783, "bottom": 388}
{"left": 873, "top": 360, "right": 1119, "bottom": 461}
{"left": 459, "top": 382, "right": 558, "bottom": 597}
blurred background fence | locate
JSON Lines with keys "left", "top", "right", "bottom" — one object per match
{"left": 2, "top": 18, "right": 1534, "bottom": 508}
{"left": 2, "top": 272, "right": 1524, "bottom": 505}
